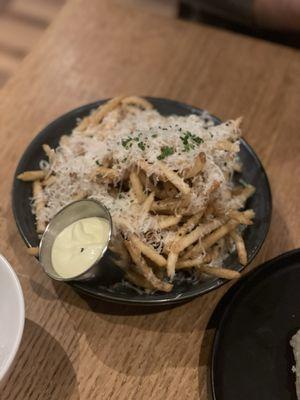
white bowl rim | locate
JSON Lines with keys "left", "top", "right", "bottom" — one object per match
{"left": 0, "top": 254, "right": 25, "bottom": 382}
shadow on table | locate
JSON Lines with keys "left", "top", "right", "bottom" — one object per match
{"left": 1, "top": 319, "right": 79, "bottom": 400}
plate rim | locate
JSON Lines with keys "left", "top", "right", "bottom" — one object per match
{"left": 11, "top": 97, "right": 272, "bottom": 305}
{"left": 210, "top": 247, "right": 300, "bottom": 399}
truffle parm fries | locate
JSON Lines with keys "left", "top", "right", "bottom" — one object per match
{"left": 18, "top": 96, "right": 256, "bottom": 292}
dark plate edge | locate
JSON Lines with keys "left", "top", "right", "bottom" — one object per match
{"left": 210, "top": 248, "right": 300, "bottom": 399}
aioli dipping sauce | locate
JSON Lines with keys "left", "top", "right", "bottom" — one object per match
{"left": 51, "top": 217, "right": 110, "bottom": 278}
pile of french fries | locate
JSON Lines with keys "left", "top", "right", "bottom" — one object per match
{"left": 18, "top": 96, "right": 255, "bottom": 292}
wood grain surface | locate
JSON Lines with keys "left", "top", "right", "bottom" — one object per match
{"left": 0, "top": 0, "right": 300, "bottom": 399}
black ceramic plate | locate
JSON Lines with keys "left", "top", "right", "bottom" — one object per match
{"left": 12, "top": 97, "right": 272, "bottom": 305}
{"left": 211, "top": 249, "right": 300, "bottom": 400}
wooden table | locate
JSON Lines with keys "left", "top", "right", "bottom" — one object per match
{"left": 0, "top": 0, "right": 300, "bottom": 398}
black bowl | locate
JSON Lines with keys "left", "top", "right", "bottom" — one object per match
{"left": 12, "top": 97, "right": 272, "bottom": 305}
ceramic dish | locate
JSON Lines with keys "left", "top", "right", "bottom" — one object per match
{"left": 0, "top": 255, "right": 25, "bottom": 384}
{"left": 12, "top": 97, "right": 272, "bottom": 305}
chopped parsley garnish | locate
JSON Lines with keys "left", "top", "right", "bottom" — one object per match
{"left": 180, "top": 131, "right": 203, "bottom": 152}
{"left": 122, "top": 136, "right": 146, "bottom": 151}
{"left": 157, "top": 146, "right": 174, "bottom": 160}
{"left": 95, "top": 160, "right": 101, "bottom": 166}
{"left": 138, "top": 142, "right": 145, "bottom": 151}
{"left": 151, "top": 134, "right": 158, "bottom": 138}
{"left": 121, "top": 137, "right": 133, "bottom": 149}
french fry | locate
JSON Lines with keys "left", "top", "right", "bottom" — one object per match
{"left": 92, "top": 167, "right": 119, "bottom": 181}
{"left": 141, "top": 192, "right": 155, "bottom": 214}
{"left": 158, "top": 215, "right": 182, "bottom": 229}
{"left": 181, "top": 219, "right": 227, "bottom": 259}
{"left": 202, "top": 220, "right": 239, "bottom": 251}
{"left": 233, "top": 116, "right": 243, "bottom": 130}
{"left": 151, "top": 198, "right": 188, "bottom": 214}
{"left": 156, "top": 161, "right": 191, "bottom": 195}
{"left": 125, "top": 269, "right": 154, "bottom": 290}
{"left": 33, "top": 180, "right": 46, "bottom": 234}
{"left": 183, "top": 152, "right": 206, "bottom": 179}
{"left": 59, "top": 135, "right": 70, "bottom": 146}
{"left": 232, "top": 161, "right": 242, "bottom": 172}
{"left": 166, "top": 252, "right": 178, "bottom": 279}
{"left": 230, "top": 230, "right": 247, "bottom": 265}
{"left": 124, "top": 240, "right": 172, "bottom": 292}
{"left": 215, "top": 140, "right": 239, "bottom": 152}
{"left": 17, "top": 170, "right": 46, "bottom": 181}
{"left": 198, "top": 265, "right": 241, "bottom": 279}
{"left": 171, "top": 219, "right": 223, "bottom": 254}
{"left": 42, "top": 144, "right": 55, "bottom": 162}
{"left": 78, "top": 95, "right": 125, "bottom": 131}
{"left": 129, "top": 170, "right": 146, "bottom": 204}
{"left": 122, "top": 96, "right": 153, "bottom": 110}
{"left": 228, "top": 209, "right": 255, "bottom": 225}
{"left": 27, "top": 247, "right": 39, "bottom": 256}
{"left": 42, "top": 175, "right": 56, "bottom": 187}
{"left": 129, "top": 234, "right": 167, "bottom": 267}
{"left": 235, "top": 185, "right": 256, "bottom": 205}
{"left": 175, "top": 254, "right": 211, "bottom": 269}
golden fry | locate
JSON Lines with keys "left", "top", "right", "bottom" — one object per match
{"left": 166, "top": 252, "right": 178, "bottom": 279}
{"left": 42, "top": 144, "right": 55, "bottom": 162}
{"left": 175, "top": 254, "right": 211, "bottom": 269}
{"left": 235, "top": 185, "right": 256, "bottom": 205}
{"left": 42, "top": 175, "right": 56, "bottom": 187}
{"left": 215, "top": 140, "right": 239, "bottom": 152}
{"left": 125, "top": 269, "right": 154, "bottom": 290}
{"left": 129, "top": 234, "right": 167, "bottom": 267}
{"left": 26, "top": 247, "right": 39, "bottom": 256}
{"left": 141, "top": 192, "right": 155, "bottom": 214}
{"left": 228, "top": 209, "right": 255, "bottom": 225}
{"left": 78, "top": 95, "right": 125, "bottom": 131}
{"left": 122, "top": 96, "right": 153, "bottom": 110}
{"left": 17, "top": 170, "right": 46, "bottom": 182}
{"left": 33, "top": 180, "right": 46, "bottom": 234}
{"left": 158, "top": 215, "right": 182, "bottom": 229}
{"left": 183, "top": 152, "right": 206, "bottom": 179}
{"left": 198, "top": 265, "right": 241, "bottom": 279}
{"left": 124, "top": 240, "right": 172, "bottom": 292}
{"left": 129, "top": 170, "right": 146, "bottom": 204}
{"left": 151, "top": 198, "right": 187, "bottom": 214}
{"left": 171, "top": 219, "right": 223, "bottom": 254}
{"left": 156, "top": 161, "right": 191, "bottom": 195}
{"left": 230, "top": 230, "right": 247, "bottom": 265}
{"left": 202, "top": 220, "right": 239, "bottom": 251}
{"left": 92, "top": 167, "right": 119, "bottom": 181}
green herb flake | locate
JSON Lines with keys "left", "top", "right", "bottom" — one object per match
{"left": 95, "top": 160, "right": 101, "bottom": 166}
{"left": 151, "top": 134, "right": 158, "bottom": 138}
{"left": 138, "top": 142, "right": 145, "bottom": 151}
{"left": 180, "top": 131, "right": 203, "bottom": 152}
{"left": 157, "top": 146, "right": 174, "bottom": 160}
{"left": 121, "top": 137, "right": 133, "bottom": 149}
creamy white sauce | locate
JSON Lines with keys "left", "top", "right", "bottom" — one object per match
{"left": 51, "top": 217, "right": 110, "bottom": 278}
